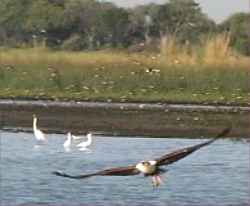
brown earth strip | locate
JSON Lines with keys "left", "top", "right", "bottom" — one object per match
{"left": 0, "top": 100, "right": 249, "bottom": 138}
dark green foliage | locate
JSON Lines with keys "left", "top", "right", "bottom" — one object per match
{"left": 219, "top": 13, "right": 250, "bottom": 55}
{"left": 0, "top": 0, "right": 32, "bottom": 45}
{"left": 0, "top": 0, "right": 248, "bottom": 54}
{"left": 156, "top": 0, "right": 216, "bottom": 42}
{"left": 61, "top": 34, "right": 88, "bottom": 50}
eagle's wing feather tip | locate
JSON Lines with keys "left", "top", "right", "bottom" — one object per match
{"left": 52, "top": 170, "right": 66, "bottom": 176}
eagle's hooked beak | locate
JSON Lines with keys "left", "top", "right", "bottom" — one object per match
{"left": 152, "top": 174, "right": 163, "bottom": 187}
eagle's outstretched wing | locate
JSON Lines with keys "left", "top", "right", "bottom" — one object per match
{"left": 52, "top": 165, "right": 140, "bottom": 179}
{"left": 53, "top": 127, "right": 231, "bottom": 179}
{"left": 155, "top": 127, "right": 231, "bottom": 166}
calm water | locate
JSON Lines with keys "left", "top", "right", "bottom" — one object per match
{"left": 1, "top": 131, "right": 249, "bottom": 206}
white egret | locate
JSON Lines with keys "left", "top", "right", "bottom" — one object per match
{"left": 76, "top": 133, "right": 92, "bottom": 148}
{"left": 33, "top": 114, "right": 46, "bottom": 143}
{"left": 63, "top": 132, "right": 72, "bottom": 151}
{"left": 72, "top": 134, "right": 85, "bottom": 140}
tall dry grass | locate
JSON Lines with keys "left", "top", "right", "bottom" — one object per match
{"left": 160, "top": 35, "right": 197, "bottom": 65}
{"left": 0, "top": 47, "right": 132, "bottom": 67}
{"left": 1, "top": 33, "right": 249, "bottom": 68}
{"left": 202, "top": 33, "right": 235, "bottom": 65}
{"left": 159, "top": 33, "right": 250, "bottom": 68}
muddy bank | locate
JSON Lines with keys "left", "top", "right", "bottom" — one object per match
{"left": 0, "top": 99, "right": 249, "bottom": 138}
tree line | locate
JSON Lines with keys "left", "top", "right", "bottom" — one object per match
{"left": 0, "top": 0, "right": 249, "bottom": 55}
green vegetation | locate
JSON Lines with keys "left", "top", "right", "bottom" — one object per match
{"left": 219, "top": 12, "right": 250, "bottom": 55}
{"left": 0, "top": 34, "right": 249, "bottom": 105}
{"left": 0, "top": 0, "right": 249, "bottom": 55}
{"left": 0, "top": 0, "right": 249, "bottom": 104}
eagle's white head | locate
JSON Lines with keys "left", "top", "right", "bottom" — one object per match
{"left": 136, "top": 160, "right": 157, "bottom": 175}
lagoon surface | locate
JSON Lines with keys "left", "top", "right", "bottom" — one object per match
{"left": 1, "top": 131, "right": 249, "bottom": 206}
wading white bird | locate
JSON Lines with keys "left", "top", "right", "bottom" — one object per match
{"left": 53, "top": 127, "right": 231, "bottom": 187}
{"left": 76, "top": 133, "right": 92, "bottom": 148}
{"left": 33, "top": 114, "right": 46, "bottom": 143}
{"left": 63, "top": 132, "right": 72, "bottom": 151}
{"left": 71, "top": 134, "right": 85, "bottom": 140}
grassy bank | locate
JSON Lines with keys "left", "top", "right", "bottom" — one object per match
{"left": 0, "top": 35, "right": 249, "bottom": 105}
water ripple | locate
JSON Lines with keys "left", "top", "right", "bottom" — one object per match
{"left": 1, "top": 131, "right": 249, "bottom": 206}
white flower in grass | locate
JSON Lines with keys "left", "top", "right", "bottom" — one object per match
{"left": 152, "top": 69, "right": 160, "bottom": 73}
{"left": 51, "top": 73, "right": 57, "bottom": 77}
{"left": 140, "top": 89, "right": 147, "bottom": 93}
{"left": 174, "top": 59, "right": 180, "bottom": 64}
{"left": 179, "top": 76, "right": 185, "bottom": 80}
{"left": 93, "top": 88, "right": 99, "bottom": 93}
{"left": 193, "top": 117, "right": 199, "bottom": 121}
{"left": 39, "top": 92, "right": 45, "bottom": 96}
{"left": 139, "top": 104, "right": 145, "bottom": 109}
{"left": 82, "top": 86, "right": 90, "bottom": 90}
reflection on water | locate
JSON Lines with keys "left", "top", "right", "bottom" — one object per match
{"left": 1, "top": 131, "right": 249, "bottom": 206}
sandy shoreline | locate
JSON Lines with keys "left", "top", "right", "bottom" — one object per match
{"left": 1, "top": 99, "right": 249, "bottom": 138}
